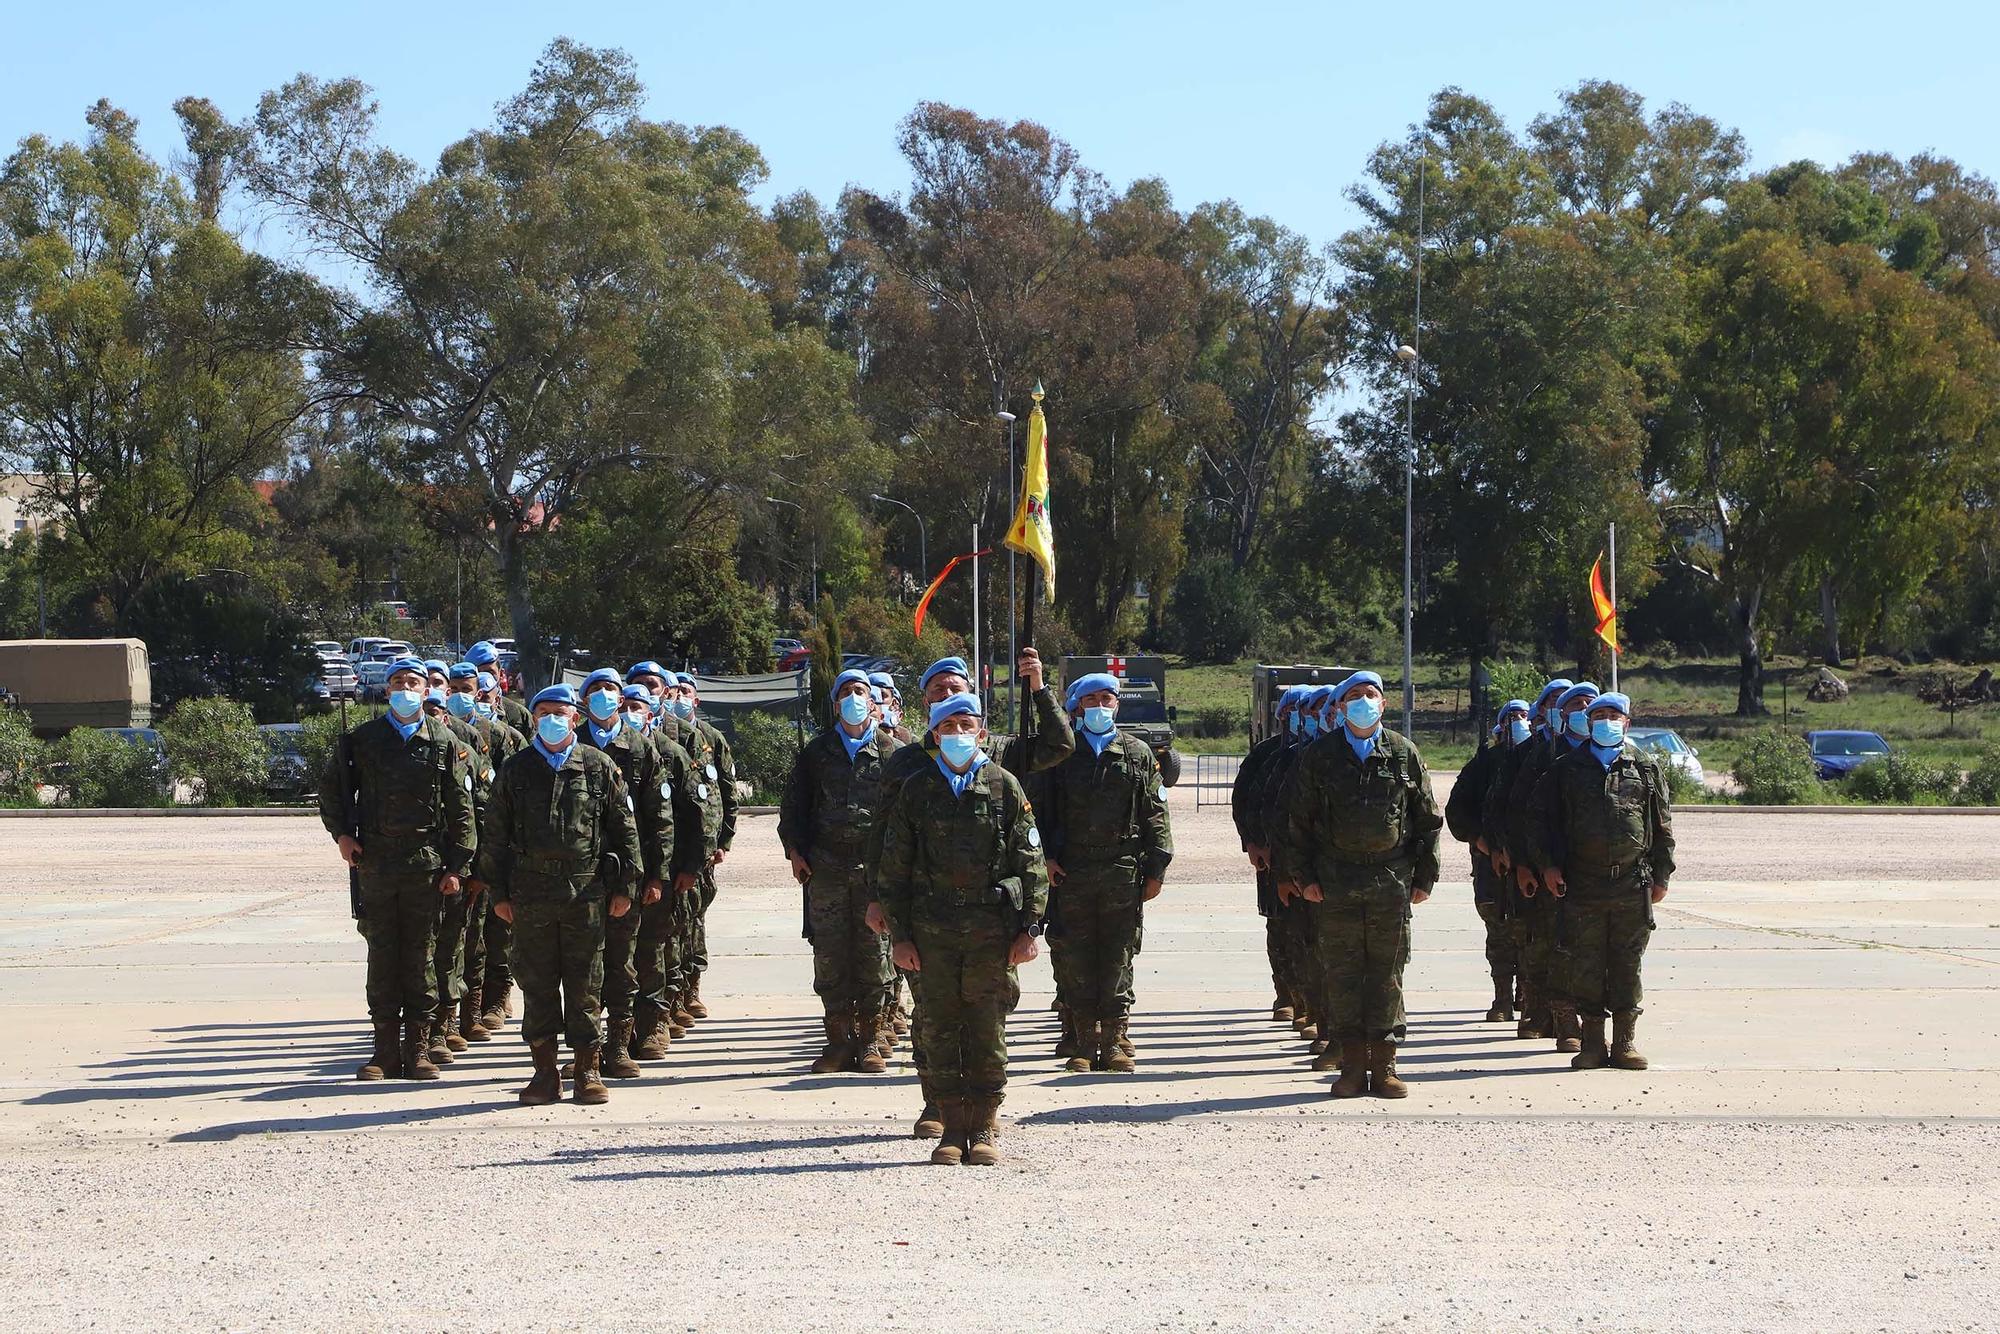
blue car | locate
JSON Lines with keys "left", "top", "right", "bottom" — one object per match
{"left": 1806, "top": 730, "right": 1890, "bottom": 780}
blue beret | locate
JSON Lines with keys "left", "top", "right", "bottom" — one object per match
{"left": 1592, "top": 691, "right": 1632, "bottom": 716}
{"left": 446, "top": 661, "right": 478, "bottom": 681}
{"left": 582, "top": 668, "right": 623, "bottom": 692}
{"left": 620, "top": 684, "right": 651, "bottom": 701}
{"left": 464, "top": 641, "right": 498, "bottom": 666}
{"left": 928, "top": 693, "right": 983, "bottom": 728}
{"left": 1556, "top": 682, "right": 1601, "bottom": 710}
{"left": 1065, "top": 672, "right": 1120, "bottom": 711}
{"left": 384, "top": 656, "right": 427, "bottom": 680}
{"left": 1334, "top": 670, "right": 1384, "bottom": 701}
{"left": 476, "top": 672, "right": 496, "bottom": 692}
{"left": 1534, "top": 678, "right": 1574, "bottom": 707}
{"left": 422, "top": 659, "right": 449, "bottom": 676}
{"left": 830, "top": 667, "right": 872, "bottom": 701}
{"left": 868, "top": 671, "right": 897, "bottom": 692}
{"left": 1307, "top": 685, "right": 1335, "bottom": 707}
{"left": 919, "top": 656, "right": 971, "bottom": 692}
{"left": 531, "top": 684, "right": 579, "bottom": 709}
{"left": 628, "top": 660, "right": 667, "bottom": 680}
{"left": 1497, "top": 698, "right": 1531, "bottom": 720}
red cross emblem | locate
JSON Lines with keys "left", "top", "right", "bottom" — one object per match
{"left": 1105, "top": 656, "right": 1126, "bottom": 676}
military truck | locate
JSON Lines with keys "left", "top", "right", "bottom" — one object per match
{"left": 1061, "top": 654, "right": 1183, "bottom": 786}
{"left": 1250, "top": 662, "right": 1359, "bottom": 745}
{"left": 0, "top": 638, "right": 152, "bottom": 736}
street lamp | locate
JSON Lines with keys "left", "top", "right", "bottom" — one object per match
{"left": 869, "top": 493, "right": 927, "bottom": 586}
{"left": 765, "top": 496, "right": 817, "bottom": 610}
{"left": 1397, "top": 342, "right": 1418, "bottom": 739}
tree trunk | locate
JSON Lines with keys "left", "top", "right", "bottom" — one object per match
{"left": 498, "top": 533, "right": 545, "bottom": 694}
{"left": 1734, "top": 584, "right": 1767, "bottom": 716}
{"left": 1818, "top": 576, "right": 1842, "bottom": 667}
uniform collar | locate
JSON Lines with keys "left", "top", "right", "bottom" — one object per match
{"left": 1083, "top": 726, "right": 1115, "bottom": 757}
{"left": 840, "top": 723, "right": 878, "bottom": 761}
{"left": 935, "top": 752, "right": 988, "bottom": 797}
{"left": 587, "top": 719, "right": 622, "bottom": 749}
{"left": 531, "top": 737, "right": 576, "bottom": 770}
{"left": 388, "top": 710, "right": 422, "bottom": 742}
{"left": 1344, "top": 727, "right": 1379, "bottom": 763}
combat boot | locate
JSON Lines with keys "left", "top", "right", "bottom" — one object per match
{"left": 1571, "top": 1015, "right": 1607, "bottom": 1070}
{"left": 893, "top": 1003, "right": 911, "bottom": 1037}
{"left": 358, "top": 1018, "right": 401, "bottom": 1081}
{"left": 633, "top": 1009, "right": 671, "bottom": 1061}
{"left": 519, "top": 1039, "right": 561, "bottom": 1105}
{"left": 1329, "top": 1040, "right": 1368, "bottom": 1098}
{"left": 667, "top": 989, "right": 692, "bottom": 1038}
{"left": 685, "top": 974, "right": 709, "bottom": 1020}
{"left": 603, "top": 1019, "right": 642, "bottom": 1078}
{"left": 1064, "top": 1018, "right": 1094, "bottom": 1073}
{"left": 1516, "top": 981, "right": 1544, "bottom": 1040}
{"left": 852, "top": 1008, "right": 888, "bottom": 1074}
{"left": 928, "top": 1098, "right": 966, "bottom": 1166}
{"left": 1053, "top": 1007, "right": 1081, "bottom": 1060}
{"left": 572, "top": 1045, "right": 610, "bottom": 1104}
{"left": 402, "top": 1019, "right": 440, "bottom": 1081}
{"left": 1550, "top": 999, "right": 1583, "bottom": 1054}
{"left": 461, "top": 986, "right": 491, "bottom": 1043}
{"left": 1103, "top": 1018, "right": 1136, "bottom": 1074}
{"left": 1610, "top": 1010, "right": 1648, "bottom": 1070}
{"left": 1272, "top": 983, "right": 1294, "bottom": 1025}
{"left": 1368, "top": 1041, "right": 1408, "bottom": 1099}
{"left": 1311, "top": 1039, "right": 1342, "bottom": 1072}
{"left": 478, "top": 985, "right": 510, "bottom": 1036}
{"left": 1487, "top": 973, "right": 1515, "bottom": 1024}
{"left": 810, "top": 1013, "right": 850, "bottom": 1075}
{"left": 913, "top": 1101, "right": 944, "bottom": 1139}
{"left": 965, "top": 1097, "right": 1002, "bottom": 1166}
{"left": 431, "top": 1000, "right": 463, "bottom": 1059}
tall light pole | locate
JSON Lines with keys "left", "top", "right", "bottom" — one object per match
{"left": 765, "top": 496, "right": 816, "bottom": 610}
{"left": 997, "top": 409, "right": 1017, "bottom": 729}
{"left": 1398, "top": 140, "right": 1426, "bottom": 740}
{"left": 869, "top": 493, "right": 927, "bottom": 586}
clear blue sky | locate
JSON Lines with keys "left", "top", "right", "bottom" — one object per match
{"left": 4, "top": 0, "right": 1996, "bottom": 253}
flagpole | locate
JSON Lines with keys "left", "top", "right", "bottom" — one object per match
{"left": 1608, "top": 521, "right": 1618, "bottom": 692}
{"left": 971, "top": 524, "right": 981, "bottom": 716}
{"left": 1002, "top": 407, "right": 1018, "bottom": 737}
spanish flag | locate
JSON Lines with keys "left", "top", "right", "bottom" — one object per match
{"left": 1590, "top": 552, "right": 1619, "bottom": 654}
{"left": 1004, "top": 382, "right": 1055, "bottom": 600}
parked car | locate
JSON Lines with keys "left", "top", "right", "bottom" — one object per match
{"left": 258, "top": 723, "right": 315, "bottom": 797}
{"left": 379, "top": 640, "right": 416, "bottom": 659}
{"left": 1807, "top": 730, "right": 1891, "bottom": 780}
{"left": 1627, "top": 726, "right": 1704, "bottom": 785}
{"left": 354, "top": 659, "right": 391, "bottom": 702}
{"left": 318, "top": 659, "right": 359, "bottom": 701}
{"left": 376, "top": 600, "right": 412, "bottom": 622}
{"left": 772, "top": 637, "right": 805, "bottom": 659}
{"left": 348, "top": 636, "right": 393, "bottom": 659}
{"left": 778, "top": 647, "right": 810, "bottom": 671}
{"left": 310, "top": 640, "right": 344, "bottom": 659}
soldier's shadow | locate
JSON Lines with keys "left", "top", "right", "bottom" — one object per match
{"left": 479, "top": 1131, "right": 917, "bottom": 1180}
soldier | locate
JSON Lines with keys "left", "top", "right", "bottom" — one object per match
{"left": 1445, "top": 697, "right": 1532, "bottom": 1023}
{"left": 420, "top": 679, "right": 490, "bottom": 1066}
{"left": 472, "top": 667, "right": 527, "bottom": 1034}
{"left": 871, "top": 670, "right": 915, "bottom": 744}
{"left": 1041, "top": 672, "right": 1172, "bottom": 1072}
{"left": 612, "top": 682, "right": 706, "bottom": 1064}
{"left": 1485, "top": 678, "right": 1570, "bottom": 1041}
{"left": 572, "top": 668, "right": 674, "bottom": 1080}
{"left": 1269, "top": 685, "right": 1337, "bottom": 1054}
{"left": 778, "top": 667, "right": 905, "bottom": 1073}
{"left": 865, "top": 649, "right": 1073, "bottom": 1139}
{"left": 317, "top": 656, "right": 476, "bottom": 1082}
{"left": 472, "top": 684, "right": 643, "bottom": 1106}
{"left": 444, "top": 660, "right": 523, "bottom": 1043}
{"left": 1236, "top": 686, "right": 1308, "bottom": 1025}
{"left": 1529, "top": 691, "right": 1673, "bottom": 1072}
{"left": 668, "top": 672, "right": 736, "bottom": 1025}
{"left": 1275, "top": 670, "right": 1441, "bottom": 1099}
{"left": 466, "top": 640, "right": 532, "bottom": 734}
{"left": 878, "top": 693, "right": 1048, "bottom": 1166}
{"left": 1505, "top": 680, "right": 1597, "bottom": 1053}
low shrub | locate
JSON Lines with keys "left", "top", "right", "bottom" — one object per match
{"left": 158, "top": 697, "right": 265, "bottom": 806}
{"left": 50, "top": 727, "right": 169, "bottom": 807}
{"left": 0, "top": 705, "right": 44, "bottom": 804}
{"left": 1846, "top": 752, "right": 1961, "bottom": 805}
{"left": 730, "top": 710, "right": 803, "bottom": 803}
{"left": 1731, "top": 729, "right": 1823, "bottom": 805}
{"left": 1959, "top": 745, "right": 2000, "bottom": 806}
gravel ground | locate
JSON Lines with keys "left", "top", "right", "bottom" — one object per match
{"left": 7, "top": 1119, "right": 1997, "bottom": 1332}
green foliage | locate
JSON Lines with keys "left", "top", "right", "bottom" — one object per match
{"left": 0, "top": 704, "right": 43, "bottom": 803}
{"left": 294, "top": 711, "right": 350, "bottom": 795}
{"left": 157, "top": 697, "right": 265, "bottom": 806}
{"left": 1487, "top": 661, "right": 1547, "bottom": 713}
{"left": 807, "top": 601, "right": 843, "bottom": 734}
{"left": 1660, "top": 758, "right": 1707, "bottom": 805}
{"left": 729, "top": 710, "right": 802, "bottom": 803}
{"left": 1169, "top": 555, "right": 1261, "bottom": 663}
{"left": 1959, "top": 745, "right": 2000, "bottom": 805}
{"left": 1731, "top": 729, "right": 1824, "bottom": 805}
{"left": 125, "top": 573, "right": 318, "bottom": 718}
{"left": 1845, "top": 752, "right": 1961, "bottom": 805}
{"left": 50, "top": 728, "right": 168, "bottom": 807}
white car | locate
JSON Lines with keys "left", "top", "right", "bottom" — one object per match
{"left": 1628, "top": 726, "right": 1704, "bottom": 785}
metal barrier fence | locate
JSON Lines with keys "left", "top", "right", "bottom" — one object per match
{"left": 1191, "top": 752, "right": 1245, "bottom": 809}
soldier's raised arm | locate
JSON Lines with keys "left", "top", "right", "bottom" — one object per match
{"left": 1020, "top": 676, "right": 1075, "bottom": 773}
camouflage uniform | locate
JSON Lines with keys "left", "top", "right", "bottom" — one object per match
{"left": 576, "top": 719, "right": 675, "bottom": 1071}
{"left": 1444, "top": 738, "right": 1518, "bottom": 1016}
{"left": 622, "top": 727, "right": 705, "bottom": 1056}
{"left": 475, "top": 742, "right": 642, "bottom": 1055}
{"left": 1233, "top": 731, "right": 1293, "bottom": 1015}
{"left": 778, "top": 725, "right": 905, "bottom": 1067}
{"left": 1261, "top": 732, "right": 1320, "bottom": 1039}
{"left": 498, "top": 693, "right": 532, "bottom": 735}
{"left": 460, "top": 714, "right": 524, "bottom": 1033}
{"left": 671, "top": 716, "right": 736, "bottom": 1016}
{"left": 1274, "top": 728, "right": 1441, "bottom": 1048}
{"left": 878, "top": 756, "right": 1047, "bottom": 1145}
{"left": 1497, "top": 731, "right": 1572, "bottom": 1042}
{"left": 425, "top": 714, "right": 492, "bottom": 1055}
{"left": 1042, "top": 731, "right": 1172, "bottom": 1067}
{"left": 1528, "top": 741, "right": 1674, "bottom": 1042}
{"left": 317, "top": 713, "right": 476, "bottom": 1075}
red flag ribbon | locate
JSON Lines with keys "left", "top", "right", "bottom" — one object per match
{"left": 913, "top": 549, "right": 992, "bottom": 637}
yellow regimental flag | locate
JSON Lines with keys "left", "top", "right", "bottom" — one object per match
{"left": 1004, "top": 385, "right": 1055, "bottom": 600}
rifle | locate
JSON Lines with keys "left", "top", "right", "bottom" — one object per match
{"left": 340, "top": 696, "right": 363, "bottom": 923}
